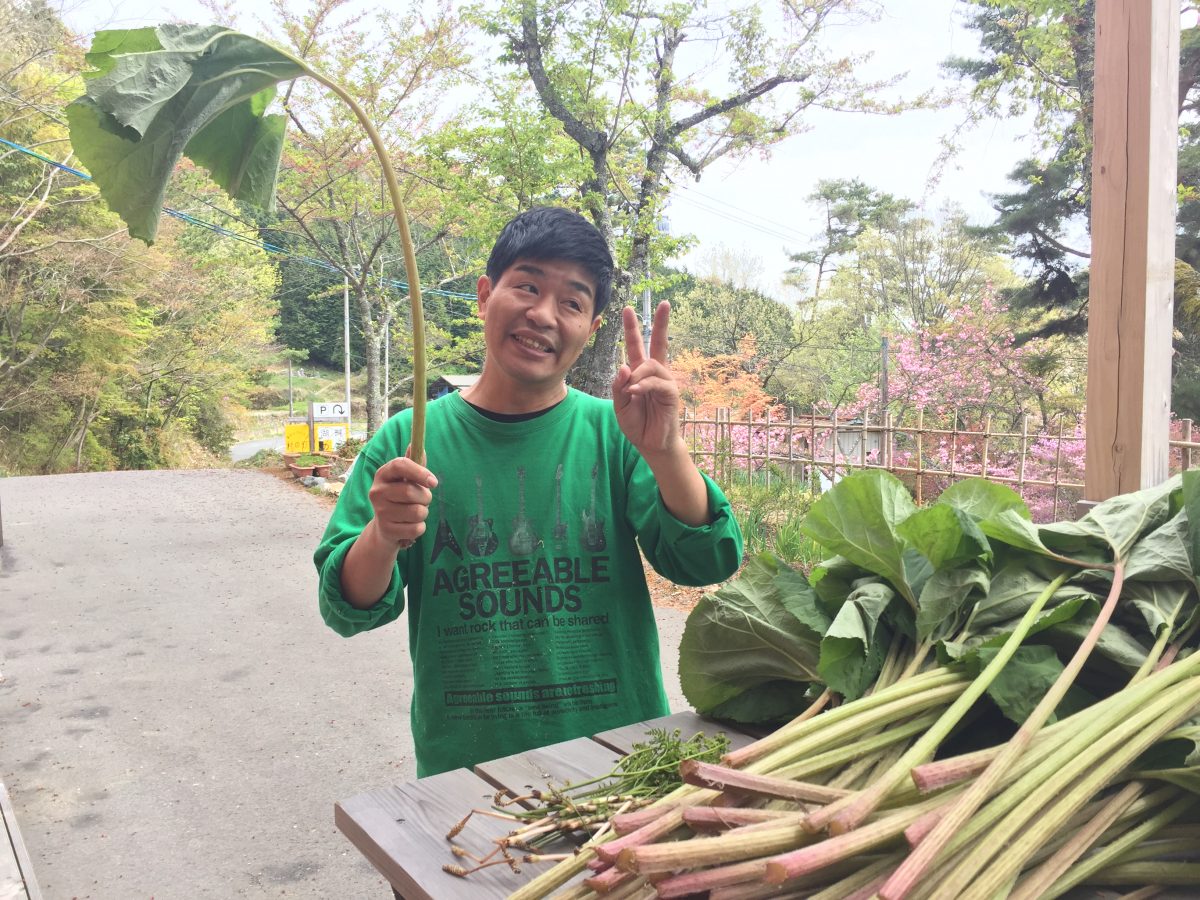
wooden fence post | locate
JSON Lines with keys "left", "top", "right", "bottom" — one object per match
{"left": 1054, "top": 417, "right": 1066, "bottom": 519}
{"left": 916, "top": 408, "right": 925, "bottom": 505}
{"left": 950, "top": 409, "right": 959, "bottom": 478}
{"left": 1018, "top": 414, "right": 1029, "bottom": 499}
{"left": 765, "top": 408, "right": 773, "bottom": 489}
{"left": 832, "top": 410, "right": 840, "bottom": 484}
{"left": 1184, "top": 418, "right": 1193, "bottom": 471}
{"left": 981, "top": 416, "right": 993, "bottom": 478}
{"left": 810, "top": 410, "right": 818, "bottom": 488}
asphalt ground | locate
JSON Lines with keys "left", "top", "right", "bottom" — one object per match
{"left": 0, "top": 469, "right": 691, "bottom": 899}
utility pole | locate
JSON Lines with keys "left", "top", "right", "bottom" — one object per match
{"left": 642, "top": 284, "right": 652, "bottom": 355}
{"left": 343, "top": 274, "right": 352, "bottom": 410}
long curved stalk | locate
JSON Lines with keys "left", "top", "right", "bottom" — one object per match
{"left": 292, "top": 62, "right": 427, "bottom": 462}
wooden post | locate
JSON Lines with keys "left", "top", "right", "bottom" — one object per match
{"left": 884, "top": 411, "right": 893, "bottom": 468}
{"left": 915, "top": 408, "right": 925, "bottom": 506}
{"left": 810, "top": 410, "right": 818, "bottom": 489}
{"left": 788, "top": 408, "right": 795, "bottom": 483}
{"left": 1054, "top": 417, "right": 1066, "bottom": 520}
{"left": 860, "top": 413, "right": 869, "bottom": 470}
{"left": 765, "top": 408, "right": 773, "bottom": 489}
{"left": 1185, "top": 418, "right": 1194, "bottom": 471}
{"left": 981, "top": 415, "right": 992, "bottom": 478}
{"left": 744, "top": 409, "right": 753, "bottom": 484}
{"left": 832, "top": 410, "right": 840, "bottom": 483}
{"left": 1018, "top": 414, "right": 1029, "bottom": 498}
{"left": 1084, "top": 0, "right": 1179, "bottom": 502}
{"left": 949, "top": 409, "right": 959, "bottom": 478}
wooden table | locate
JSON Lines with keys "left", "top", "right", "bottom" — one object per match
{"left": 335, "top": 710, "right": 758, "bottom": 899}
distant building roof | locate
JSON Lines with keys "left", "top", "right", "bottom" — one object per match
{"left": 428, "top": 373, "right": 482, "bottom": 400}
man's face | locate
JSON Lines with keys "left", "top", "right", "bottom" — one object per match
{"left": 476, "top": 258, "right": 602, "bottom": 392}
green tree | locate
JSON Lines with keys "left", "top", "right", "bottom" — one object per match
{"left": 239, "top": 0, "right": 467, "bottom": 433}
{"left": 0, "top": 1, "right": 281, "bottom": 472}
{"left": 484, "top": 0, "right": 915, "bottom": 396}
{"left": 787, "top": 178, "right": 912, "bottom": 299}
{"left": 948, "top": 0, "right": 1200, "bottom": 346}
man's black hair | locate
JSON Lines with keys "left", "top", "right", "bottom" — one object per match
{"left": 486, "top": 206, "right": 614, "bottom": 317}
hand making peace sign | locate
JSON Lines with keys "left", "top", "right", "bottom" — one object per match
{"left": 612, "top": 301, "right": 684, "bottom": 459}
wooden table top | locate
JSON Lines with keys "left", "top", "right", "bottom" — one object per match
{"left": 334, "top": 710, "right": 758, "bottom": 899}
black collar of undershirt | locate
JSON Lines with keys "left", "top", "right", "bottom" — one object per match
{"left": 461, "top": 395, "right": 565, "bottom": 423}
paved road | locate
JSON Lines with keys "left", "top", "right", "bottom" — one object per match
{"left": 230, "top": 436, "right": 284, "bottom": 462}
{"left": 0, "top": 469, "right": 692, "bottom": 899}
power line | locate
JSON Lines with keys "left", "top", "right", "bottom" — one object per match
{"left": 673, "top": 184, "right": 812, "bottom": 243}
{"left": 670, "top": 191, "right": 808, "bottom": 246}
{"left": 0, "top": 135, "right": 479, "bottom": 303}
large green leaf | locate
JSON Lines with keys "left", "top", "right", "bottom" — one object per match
{"left": 818, "top": 581, "right": 895, "bottom": 700}
{"left": 1124, "top": 509, "right": 1194, "bottom": 584}
{"left": 1040, "top": 475, "right": 1180, "bottom": 561}
{"left": 898, "top": 504, "right": 990, "bottom": 570}
{"left": 1183, "top": 470, "right": 1200, "bottom": 580}
{"left": 679, "top": 554, "right": 826, "bottom": 715}
{"left": 704, "top": 680, "right": 816, "bottom": 724}
{"left": 809, "top": 555, "right": 872, "bottom": 617}
{"left": 1123, "top": 580, "right": 1197, "bottom": 641}
{"left": 916, "top": 564, "right": 990, "bottom": 641}
{"left": 970, "top": 644, "right": 1065, "bottom": 724}
{"left": 967, "top": 563, "right": 1093, "bottom": 632}
{"left": 1045, "top": 618, "right": 1151, "bottom": 672}
{"left": 979, "top": 508, "right": 1057, "bottom": 556}
{"left": 803, "top": 471, "right": 918, "bottom": 607}
{"left": 1137, "top": 725, "right": 1200, "bottom": 770}
{"left": 937, "top": 478, "right": 1032, "bottom": 522}
{"left": 68, "top": 25, "right": 304, "bottom": 242}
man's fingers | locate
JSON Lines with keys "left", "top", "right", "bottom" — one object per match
{"left": 649, "top": 301, "right": 670, "bottom": 363}
{"left": 622, "top": 306, "right": 647, "bottom": 369}
{"left": 376, "top": 456, "right": 438, "bottom": 488}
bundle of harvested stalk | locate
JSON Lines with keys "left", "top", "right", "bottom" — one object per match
{"left": 504, "top": 470, "right": 1200, "bottom": 898}
{"left": 443, "top": 728, "right": 729, "bottom": 880}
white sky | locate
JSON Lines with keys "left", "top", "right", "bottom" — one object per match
{"left": 58, "top": 0, "right": 1040, "bottom": 293}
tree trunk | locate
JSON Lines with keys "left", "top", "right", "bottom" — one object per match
{"left": 568, "top": 304, "right": 622, "bottom": 397}
{"left": 357, "top": 287, "right": 386, "bottom": 435}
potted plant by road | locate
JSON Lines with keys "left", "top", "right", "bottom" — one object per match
{"left": 288, "top": 454, "right": 331, "bottom": 478}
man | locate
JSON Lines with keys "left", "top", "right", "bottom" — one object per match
{"left": 315, "top": 206, "right": 742, "bottom": 778}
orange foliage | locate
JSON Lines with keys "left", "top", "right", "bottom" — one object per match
{"left": 672, "top": 336, "right": 782, "bottom": 415}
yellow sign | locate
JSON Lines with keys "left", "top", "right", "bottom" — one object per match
{"left": 285, "top": 423, "right": 311, "bottom": 453}
{"left": 317, "top": 424, "right": 348, "bottom": 452}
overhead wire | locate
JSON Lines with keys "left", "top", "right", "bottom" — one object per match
{"left": 0, "top": 134, "right": 479, "bottom": 304}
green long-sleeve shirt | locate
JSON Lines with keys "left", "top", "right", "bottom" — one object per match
{"left": 315, "top": 389, "right": 743, "bottom": 776}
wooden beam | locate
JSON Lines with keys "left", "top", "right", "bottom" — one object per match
{"left": 1084, "top": 0, "right": 1180, "bottom": 500}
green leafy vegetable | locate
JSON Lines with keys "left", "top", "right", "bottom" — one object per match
{"left": 818, "top": 580, "right": 895, "bottom": 699}
{"left": 678, "top": 554, "right": 826, "bottom": 720}
{"left": 802, "top": 470, "right": 920, "bottom": 609}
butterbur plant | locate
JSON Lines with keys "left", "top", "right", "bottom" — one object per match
{"left": 66, "top": 24, "right": 428, "bottom": 460}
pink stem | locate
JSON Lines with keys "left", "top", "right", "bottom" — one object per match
{"left": 681, "top": 759, "right": 849, "bottom": 805}
{"left": 654, "top": 859, "right": 767, "bottom": 898}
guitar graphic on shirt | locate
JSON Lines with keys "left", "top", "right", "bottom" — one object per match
{"left": 466, "top": 474, "right": 498, "bottom": 557}
{"left": 552, "top": 464, "right": 568, "bottom": 550}
{"left": 509, "top": 466, "right": 539, "bottom": 555}
{"left": 580, "top": 463, "right": 606, "bottom": 552}
{"left": 429, "top": 478, "right": 462, "bottom": 563}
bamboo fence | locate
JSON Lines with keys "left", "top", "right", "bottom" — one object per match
{"left": 682, "top": 407, "right": 1200, "bottom": 522}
